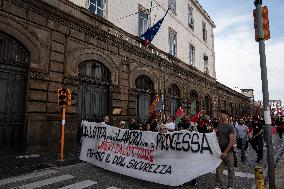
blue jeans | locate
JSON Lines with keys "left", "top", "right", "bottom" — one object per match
{"left": 239, "top": 137, "right": 247, "bottom": 161}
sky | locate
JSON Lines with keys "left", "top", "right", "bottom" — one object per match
{"left": 197, "top": 0, "right": 284, "bottom": 105}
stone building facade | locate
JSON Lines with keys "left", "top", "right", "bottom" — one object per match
{"left": 0, "top": 0, "right": 250, "bottom": 155}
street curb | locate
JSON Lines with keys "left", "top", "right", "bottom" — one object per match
{"left": 250, "top": 140, "right": 284, "bottom": 189}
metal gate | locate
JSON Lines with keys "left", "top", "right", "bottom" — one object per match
{"left": 0, "top": 31, "right": 29, "bottom": 154}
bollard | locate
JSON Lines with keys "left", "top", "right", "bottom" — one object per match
{"left": 255, "top": 166, "right": 265, "bottom": 189}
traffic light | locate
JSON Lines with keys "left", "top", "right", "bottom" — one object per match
{"left": 66, "top": 89, "right": 72, "bottom": 106}
{"left": 262, "top": 6, "right": 270, "bottom": 40}
{"left": 58, "top": 88, "right": 67, "bottom": 107}
{"left": 253, "top": 6, "right": 270, "bottom": 41}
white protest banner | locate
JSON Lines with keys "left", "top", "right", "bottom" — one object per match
{"left": 80, "top": 121, "right": 222, "bottom": 186}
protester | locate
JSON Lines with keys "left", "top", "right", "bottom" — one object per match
{"left": 129, "top": 118, "right": 139, "bottom": 130}
{"left": 212, "top": 118, "right": 219, "bottom": 129}
{"left": 177, "top": 117, "right": 189, "bottom": 131}
{"left": 158, "top": 123, "right": 168, "bottom": 134}
{"left": 215, "top": 110, "right": 236, "bottom": 189}
{"left": 207, "top": 120, "right": 214, "bottom": 132}
{"left": 276, "top": 116, "right": 283, "bottom": 140}
{"left": 164, "top": 116, "right": 176, "bottom": 132}
{"left": 138, "top": 122, "right": 144, "bottom": 131}
{"left": 235, "top": 118, "right": 249, "bottom": 162}
{"left": 117, "top": 121, "right": 127, "bottom": 129}
{"left": 196, "top": 117, "right": 207, "bottom": 133}
{"left": 197, "top": 116, "right": 211, "bottom": 133}
{"left": 189, "top": 122, "right": 198, "bottom": 132}
{"left": 146, "top": 113, "right": 158, "bottom": 131}
{"left": 103, "top": 115, "right": 111, "bottom": 125}
{"left": 250, "top": 116, "right": 264, "bottom": 163}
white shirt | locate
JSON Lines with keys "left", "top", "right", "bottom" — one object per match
{"left": 165, "top": 122, "right": 176, "bottom": 130}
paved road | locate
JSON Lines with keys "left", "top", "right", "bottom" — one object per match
{"left": 0, "top": 162, "right": 255, "bottom": 189}
{"left": 0, "top": 135, "right": 282, "bottom": 189}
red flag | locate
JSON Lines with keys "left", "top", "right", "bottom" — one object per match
{"left": 175, "top": 107, "right": 186, "bottom": 124}
{"left": 190, "top": 110, "right": 205, "bottom": 123}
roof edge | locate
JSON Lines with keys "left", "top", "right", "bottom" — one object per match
{"left": 193, "top": 0, "right": 216, "bottom": 28}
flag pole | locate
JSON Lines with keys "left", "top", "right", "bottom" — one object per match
{"left": 162, "top": 94, "right": 165, "bottom": 122}
{"left": 159, "top": 91, "right": 162, "bottom": 122}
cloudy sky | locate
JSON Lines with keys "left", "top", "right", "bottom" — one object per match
{"left": 197, "top": 0, "right": 284, "bottom": 104}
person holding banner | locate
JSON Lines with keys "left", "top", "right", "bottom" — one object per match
{"left": 164, "top": 116, "right": 176, "bottom": 132}
{"left": 117, "top": 121, "right": 127, "bottom": 129}
{"left": 103, "top": 115, "right": 111, "bottom": 125}
{"left": 129, "top": 117, "right": 139, "bottom": 130}
{"left": 215, "top": 110, "right": 236, "bottom": 189}
{"left": 146, "top": 113, "right": 158, "bottom": 132}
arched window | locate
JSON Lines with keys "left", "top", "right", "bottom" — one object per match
{"left": 135, "top": 75, "right": 154, "bottom": 123}
{"left": 169, "top": 84, "right": 180, "bottom": 116}
{"left": 190, "top": 90, "right": 198, "bottom": 114}
{"left": 79, "top": 61, "right": 110, "bottom": 82}
{"left": 77, "top": 61, "right": 111, "bottom": 123}
{"left": 205, "top": 95, "right": 212, "bottom": 115}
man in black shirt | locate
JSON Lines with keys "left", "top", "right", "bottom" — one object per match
{"left": 146, "top": 114, "right": 158, "bottom": 132}
{"left": 250, "top": 117, "right": 264, "bottom": 163}
{"left": 129, "top": 118, "right": 139, "bottom": 130}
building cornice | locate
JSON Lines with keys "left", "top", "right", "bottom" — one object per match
{"left": 193, "top": 0, "right": 216, "bottom": 28}
{"left": 216, "top": 81, "right": 250, "bottom": 101}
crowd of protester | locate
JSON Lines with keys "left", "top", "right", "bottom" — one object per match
{"left": 102, "top": 113, "right": 284, "bottom": 162}
{"left": 104, "top": 114, "right": 214, "bottom": 133}
{"left": 99, "top": 111, "right": 284, "bottom": 189}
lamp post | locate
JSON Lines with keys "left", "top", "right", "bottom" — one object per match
{"left": 254, "top": 0, "right": 275, "bottom": 188}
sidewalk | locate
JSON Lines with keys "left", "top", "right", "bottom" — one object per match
{"left": 275, "top": 141, "right": 284, "bottom": 189}
{"left": 0, "top": 151, "right": 81, "bottom": 179}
